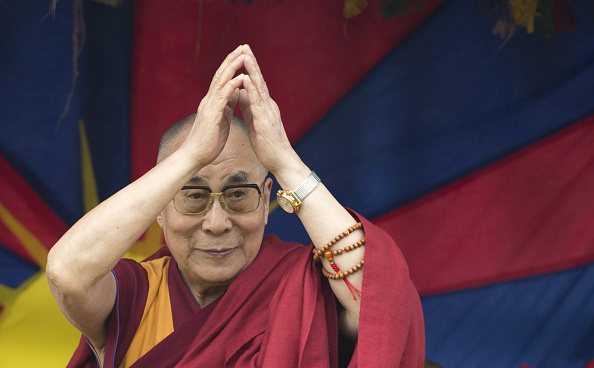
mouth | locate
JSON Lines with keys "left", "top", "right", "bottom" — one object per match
{"left": 199, "top": 247, "right": 237, "bottom": 259}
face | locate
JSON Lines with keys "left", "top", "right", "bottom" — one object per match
{"left": 157, "top": 124, "right": 272, "bottom": 295}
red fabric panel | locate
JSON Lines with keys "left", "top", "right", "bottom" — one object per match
{"left": 375, "top": 116, "right": 594, "bottom": 295}
{"left": 0, "top": 154, "right": 68, "bottom": 257}
{"left": 0, "top": 219, "right": 33, "bottom": 263}
{"left": 130, "top": 0, "right": 444, "bottom": 179}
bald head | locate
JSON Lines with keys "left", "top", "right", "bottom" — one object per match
{"left": 157, "top": 114, "right": 248, "bottom": 164}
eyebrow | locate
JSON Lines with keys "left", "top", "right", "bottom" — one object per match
{"left": 225, "top": 171, "right": 249, "bottom": 184}
{"left": 188, "top": 175, "right": 207, "bottom": 184}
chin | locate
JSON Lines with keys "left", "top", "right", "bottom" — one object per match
{"left": 197, "top": 265, "right": 243, "bottom": 286}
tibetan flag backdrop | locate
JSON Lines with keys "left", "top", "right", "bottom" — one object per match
{"left": 1, "top": 0, "right": 593, "bottom": 367}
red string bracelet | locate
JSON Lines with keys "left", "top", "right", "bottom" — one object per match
{"left": 312, "top": 222, "right": 362, "bottom": 261}
{"left": 321, "top": 254, "right": 364, "bottom": 301}
{"left": 312, "top": 222, "right": 365, "bottom": 301}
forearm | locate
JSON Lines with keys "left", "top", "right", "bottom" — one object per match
{"left": 47, "top": 149, "right": 198, "bottom": 289}
{"left": 48, "top": 46, "right": 246, "bottom": 290}
{"left": 239, "top": 44, "right": 364, "bottom": 333}
{"left": 273, "top": 161, "right": 365, "bottom": 331}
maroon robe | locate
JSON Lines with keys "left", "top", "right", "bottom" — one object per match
{"left": 67, "top": 214, "right": 425, "bottom": 367}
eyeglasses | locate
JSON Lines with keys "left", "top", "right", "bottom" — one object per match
{"left": 173, "top": 182, "right": 265, "bottom": 215}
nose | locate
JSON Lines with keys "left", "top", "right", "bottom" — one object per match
{"left": 201, "top": 195, "right": 232, "bottom": 235}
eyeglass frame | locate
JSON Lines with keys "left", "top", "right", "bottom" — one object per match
{"left": 172, "top": 180, "right": 267, "bottom": 215}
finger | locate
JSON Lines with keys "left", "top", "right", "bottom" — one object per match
{"left": 205, "top": 73, "right": 245, "bottom": 111}
{"left": 209, "top": 47, "right": 245, "bottom": 90}
{"left": 228, "top": 88, "right": 240, "bottom": 110}
{"left": 238, "top": 89, "right": 253, "bottom": 122}
{"left": 244, "top": 45, "right": 262, "bottom": 76}
{"left": 213, "top": 45, "right": 243, "bottom": 81}
{"left": 243, "top": 55, "right": 265, "bottom": 92}
{"left": 224, "top": 88, "right": 240, "bottom": 121}
{"left": 211, "top": 55, "right": 245, "bottom": 93}
{"left": 221, "top": 73, "right": 245, "bottom": 103}
{"left": 241, "top": 74, "right": 264, "bottom": 109}
{"left": 213, "top": 70, "right": 243, "bottom": 94}
{"left": 243, "top": 53, "right": 270, "bottom": 99}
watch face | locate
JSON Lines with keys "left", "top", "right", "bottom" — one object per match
{"left": 277, "top": 196, "right": 295, "bottom": 213}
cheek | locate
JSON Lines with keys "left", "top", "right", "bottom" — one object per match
{"left": 241, "top": 212, "right": 267, "bottom": 255}
{"left": 243, "top": 207, "right": 268, "bottom": 232}
{"left": 161, "top": 210, "right": 200, "bottom": 238}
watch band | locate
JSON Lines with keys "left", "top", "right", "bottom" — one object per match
{"left": 291, "top": 171, "right": 321, "bottom": 203}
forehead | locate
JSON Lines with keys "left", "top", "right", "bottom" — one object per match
{"left": 188, "top": 170, "right": 253, "bottom": 186}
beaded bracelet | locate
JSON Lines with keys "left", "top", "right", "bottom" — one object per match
{"left": 321, "top": 257, "right": 365, "bottom": 301}
{"left": 321, "top": 260, "right": 364, "bottom": 280}
{"left": 324, "top": 238, "right": 365, "bottom": 258}
{"left": 312, "top": 222, "right": 363, "bottom": 261}
{"left": 313, "top": 222, "right": 365, "bottom": 301}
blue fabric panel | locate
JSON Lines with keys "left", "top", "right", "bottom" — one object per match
{"left": 265, "top": 0, "right": 594, "bottom": 243}
{"left": 0, "top": 245, "right": 39, "bottom": 289}
{"left": 0, "top": 0, "right": 133, "bottom": 225}
{"left": 0, "top": 2, "right": 82, "bottom": 224}
{"left": 422, "top": 262, "right": 594, "bottom": 367}
{"left": 78, "top": 1, "right": 133, "bottom": 203}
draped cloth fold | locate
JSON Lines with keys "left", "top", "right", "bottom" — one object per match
{"left": 67, "top": 213, "right": 424, "bottom": 367}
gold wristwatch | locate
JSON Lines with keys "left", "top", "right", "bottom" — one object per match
{"left": 276, "top": 171, "right": 321, "bottom": 213}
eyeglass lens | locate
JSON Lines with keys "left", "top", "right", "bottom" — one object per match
{"left": 175, "top": 186, "right": 261, "bottom": 214}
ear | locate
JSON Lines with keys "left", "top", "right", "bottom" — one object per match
{"left": 156, "top": 212, "right": 164, "bottom": 228}
{"left": 263, "top": 177, "right": 273, "bottom": 225}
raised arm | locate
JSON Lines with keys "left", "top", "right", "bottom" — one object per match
{"left": 46, "top": 46, "right": 247, "bottom": 354}
{"left": 238, "top": 45, "right": 365, "bottom": 336}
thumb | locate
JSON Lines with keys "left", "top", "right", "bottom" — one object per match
{"left": 225, "top": 88, "right": 240, "bottom": 121}
{"left": 239, "top": 89, "right": 253, "bottom": 123}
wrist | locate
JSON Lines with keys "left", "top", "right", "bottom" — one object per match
{"left": 271, "top": 156, "right": 310, "bottom": 191}
{"left": 159, "top": 148, "right": 206, "bottom": 187}
{"left": 276, "top": 171, "right": 321, "bottom": 214}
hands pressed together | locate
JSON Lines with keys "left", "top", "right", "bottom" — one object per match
{"left": 181, "top": 44, "right": 301, "bottom": 180}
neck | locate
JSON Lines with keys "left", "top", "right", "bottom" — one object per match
{"left": 178, "top": 269, "right": 228, "bottom": 308}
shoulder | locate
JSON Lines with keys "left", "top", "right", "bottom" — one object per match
{"left": 113, "top": 251, "right": 171, "bottom": 281}
{"left": 112, "top": 256, "right": 172, "bottom": 307}
{"left": 139, "top": 256, "right": 171, "bottom": 280}
{"left": 101, "top": 255, "right": 174, "bottom": 367}
{"left": 260, "top": 233, "right": 312, "bottom": 260}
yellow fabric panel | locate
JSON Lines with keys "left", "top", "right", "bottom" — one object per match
{"left": 79, "top": 119, "right": 100, "bottom": 213}
{"left": 125, "top": 220, "right": 164, "bottom": 262}
{"left": 0, "top": 271, "right": 81, "bottom": 368}
{"left": 120, "top": 257, "right": 174, "bottom": 368}
{"left": 0, "top": 202, "right": 48, "bottom": 267}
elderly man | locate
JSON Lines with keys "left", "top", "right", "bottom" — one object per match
{"left": 47, "top": 45, "right": 424, "bottom": 367}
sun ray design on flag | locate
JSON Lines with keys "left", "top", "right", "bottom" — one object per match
{"left": 0, "top": 121, "right": 164, "bottom": 366}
